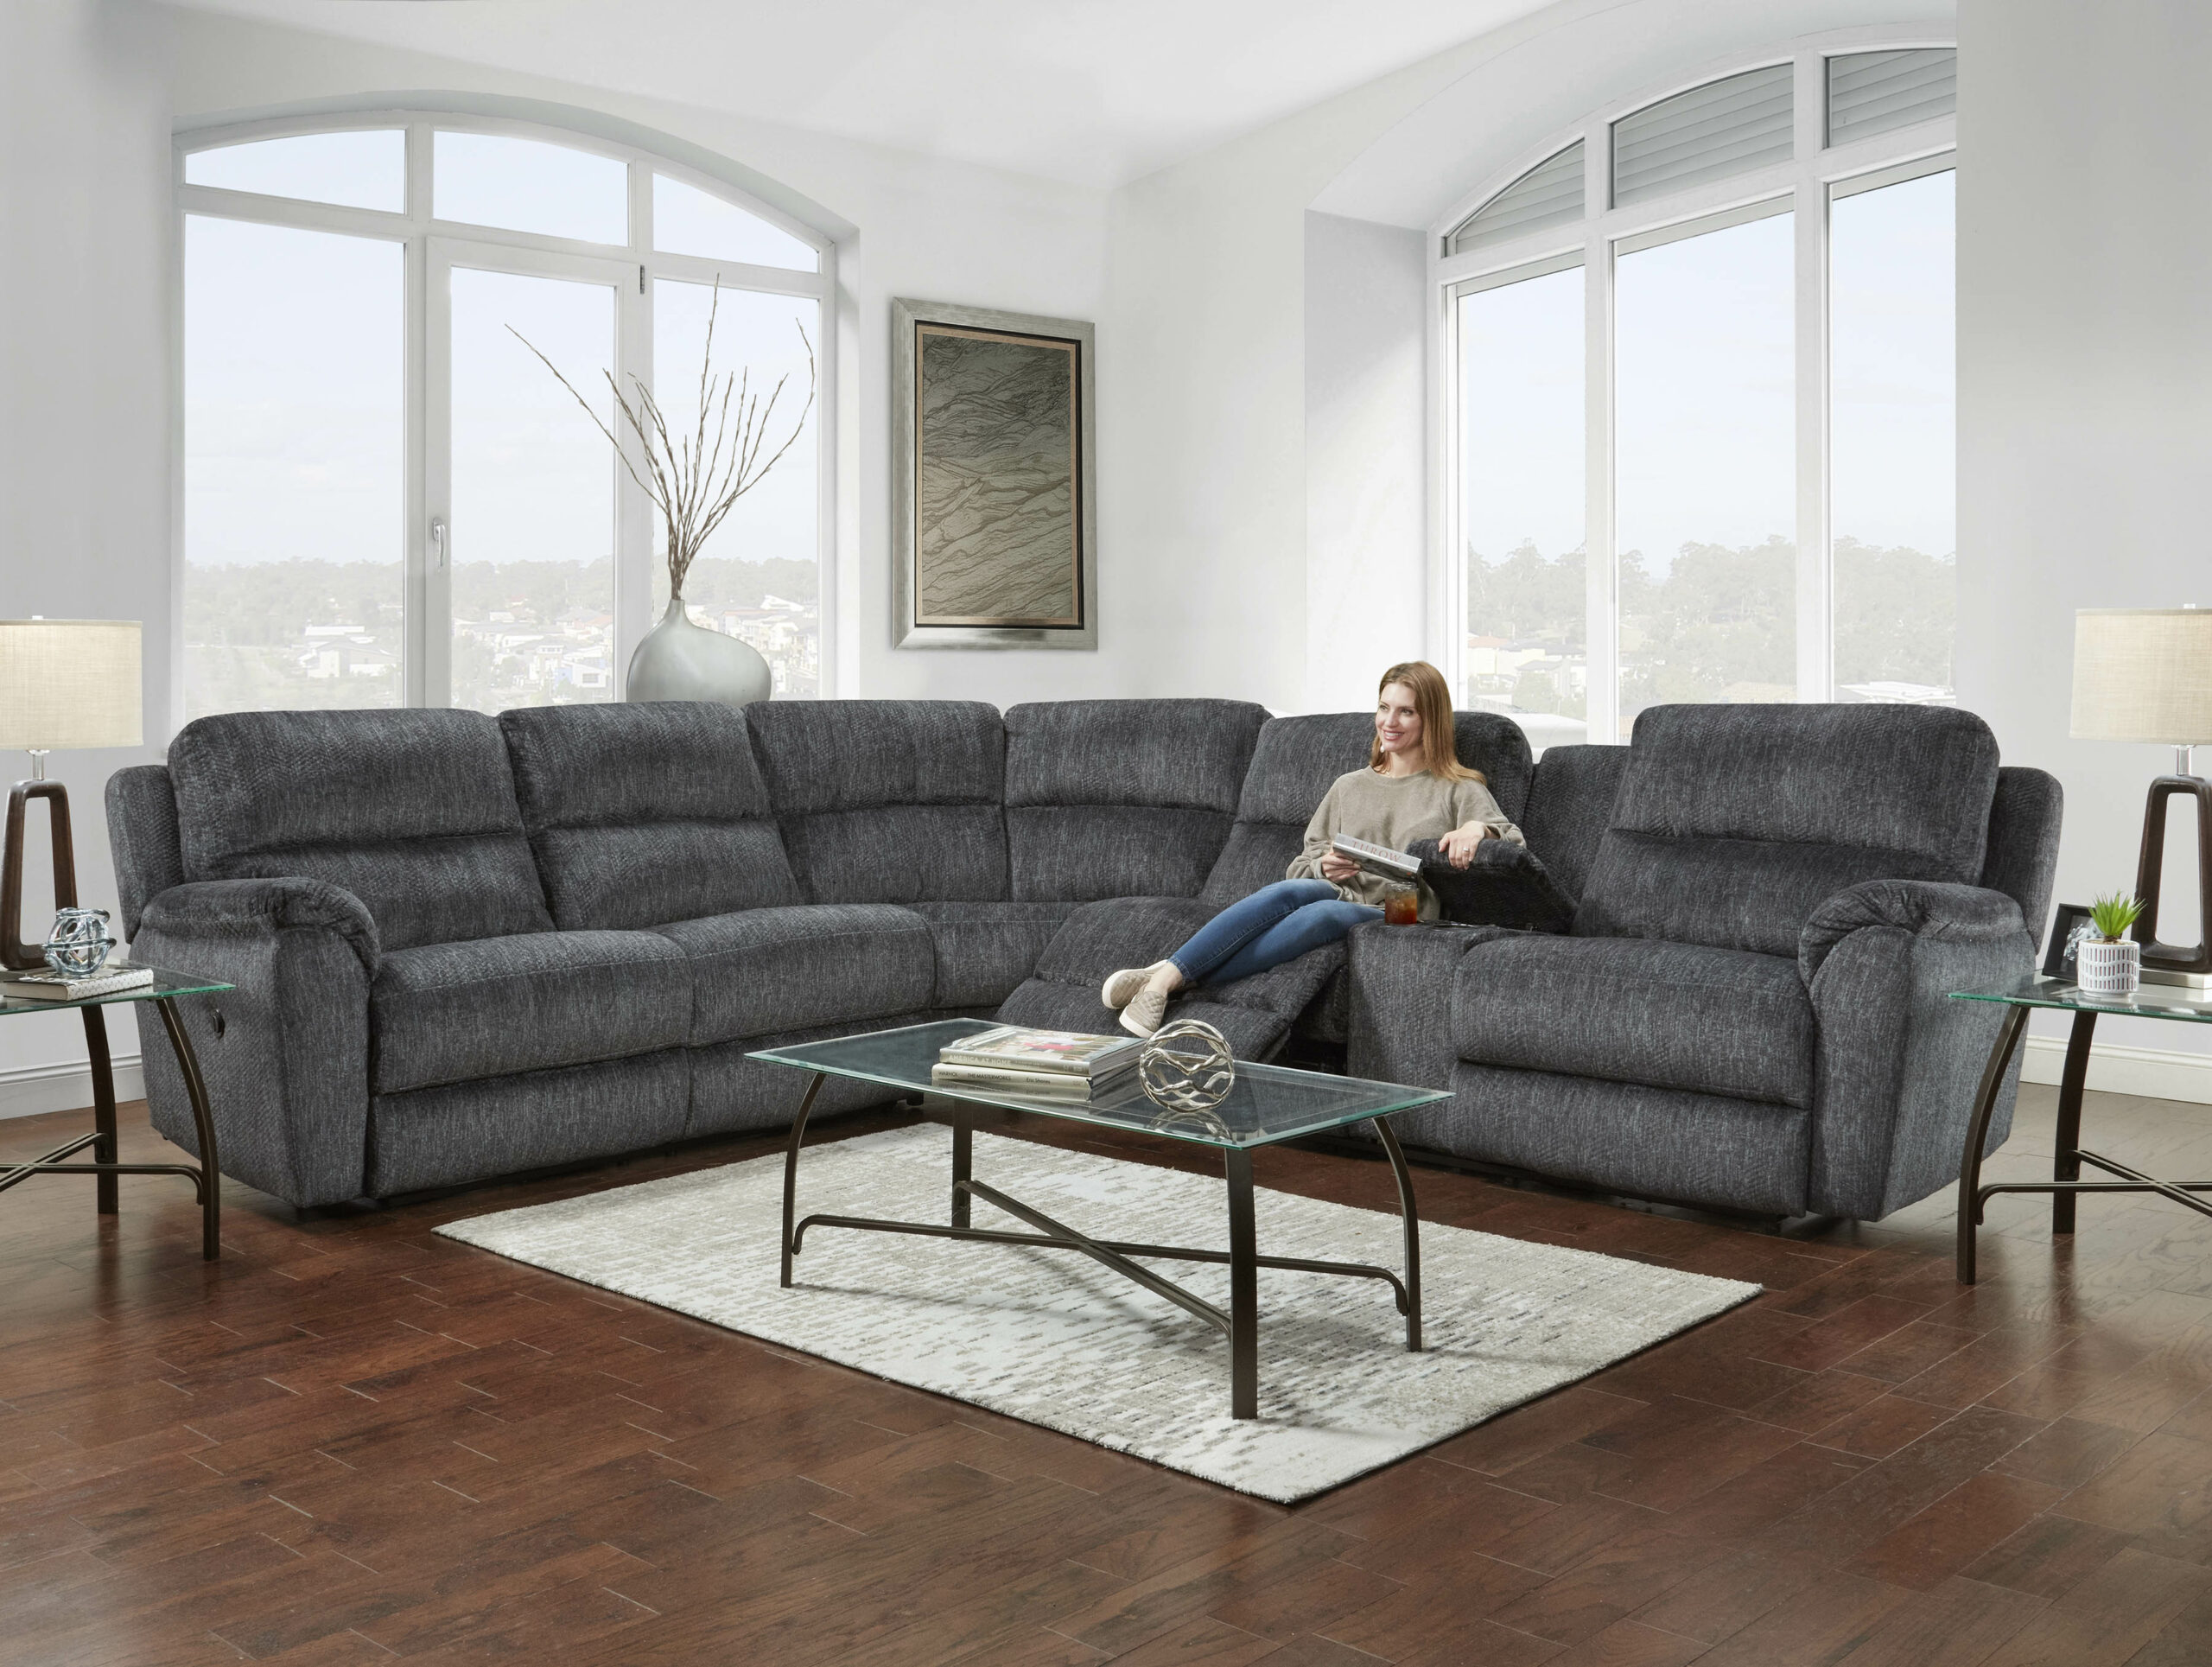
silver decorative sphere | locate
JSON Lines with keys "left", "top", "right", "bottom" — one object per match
{"left": 45, "top": 907, "right": 116, "bottom": 977}
{"left": 1139, "top": 1019, "right": 1236, "bottom": 1113}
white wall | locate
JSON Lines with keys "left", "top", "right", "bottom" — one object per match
{"left": 1956, "top": 0, "right": 2212, "bottom": 1085}
{"left": 0, "top": 0, "right": 175, "bottom": 1114}
{"left": 1303, "top": 212, "right": 1427, "bottom": 711}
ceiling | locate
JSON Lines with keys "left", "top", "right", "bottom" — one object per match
{"left": 161, "top": 0, "right": 1559, "bottom": 188}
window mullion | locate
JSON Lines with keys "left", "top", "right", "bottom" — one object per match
{"left": 618, "top": 158, "right": 655, "bottom": 690}
{"left": 1792, "top": 54, "right": 1831, "bottom": 703}
{"left": 1585, "top": 124, "right": 1620, "bottom": 746}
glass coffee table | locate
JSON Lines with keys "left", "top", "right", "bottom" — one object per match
{"left": 1951, "top": 974, "right": 2212, "bottom": 1282}
{"left": 749, "top": 1018, "right": 1451, "bottom": 1420}
{"left": 0, "top": 967, "right": 232, "bottom": 1261}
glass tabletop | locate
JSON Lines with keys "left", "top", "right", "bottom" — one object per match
{"left": 747, "top": 1018, "right": 1452, "bottom": 1150}
{"left": 1949, "top": 972, "right": 2212, "bottom": 1024}
{"left": 0, "top": 965, "right": 233, "bottom": 1019}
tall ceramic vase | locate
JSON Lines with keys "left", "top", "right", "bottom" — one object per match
{"left": 626, "top": 595, "right": 773, "bottom": 706}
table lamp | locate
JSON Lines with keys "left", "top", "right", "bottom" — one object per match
{"left": 0, "top": 619, "right": 143, "bottom": 971}
{"left": 2070, "top": 607, "right": 2212, "bottom": 987}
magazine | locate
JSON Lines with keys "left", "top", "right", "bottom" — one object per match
{"left": 1331, "top": 835, "right": 1421, "bottom": 881}
{"left": 936, "top": 1025, "right": 1141, "bottom": 1079}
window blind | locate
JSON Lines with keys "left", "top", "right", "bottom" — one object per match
{"left": 1827, "top": 49, "right": 1956, "bottom": 146}
{"left": 1611, "top": 65, "right": 1793, "bottom": 207}
{"left": 1448, "top": 141, "right": 1585, "bottom": 257}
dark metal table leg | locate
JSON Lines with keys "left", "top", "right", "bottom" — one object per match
{"left": 2053, "top": 1010, "right": 2095, "bottom": 1236}
{"left": 82, "top": 1004, "right": 118, "bottom": 1216}
{"left": 951, "top": 1104, "right": 972, "bottom": 1231}
{"left": 1225, "top": 1148, "right": 1257, "bottom": 1420}
{"left": 154, "top": 997, "right": 221, "bottom": 1262}
{"left": 780, "top": 1072, "right": 826, "bottom": 1288}
{"left": 1956, "top": 1004, "right": 2031, "bottom": 1284}
{"left": 1372, "top": 1115, "right": 1422, "bottom": 1352}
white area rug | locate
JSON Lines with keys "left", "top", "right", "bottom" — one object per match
{"left": 436, "top": 1126, "right": 1759, "bottom": 1501}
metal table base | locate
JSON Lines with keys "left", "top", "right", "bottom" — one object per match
{"left": 778, "top": 1073, "right": 1423, "bottom": 1419}
{"left": 0, "top": 998, "right": 222, "bottom": 1261}
{"left": 1956, "top": 1005, "right": 2212, "bottom": 1283}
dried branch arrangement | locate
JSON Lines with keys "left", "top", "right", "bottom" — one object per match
{"left": 511, "top": 279, "right": 816, "bottom": 601}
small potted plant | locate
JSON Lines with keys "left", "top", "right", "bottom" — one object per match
{"left": 2076, "top": 892, "right": 2145, "bottom": 994}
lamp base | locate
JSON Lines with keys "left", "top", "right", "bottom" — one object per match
{"left": 2133, "top": 773, "right": 2212, "bottom": 977}
{"left": 2, "top": 778, "right": 77, "bottom": 972}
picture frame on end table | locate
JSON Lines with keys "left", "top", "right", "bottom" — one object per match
{"left": 2044, "top": 901, "right": 2095, "bottom": 982}
{"left": 891, "top": 298, "right": 1097, "bottom": 650}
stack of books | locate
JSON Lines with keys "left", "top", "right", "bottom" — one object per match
{"left": 932, "top": 1025, "right": 1141, "bottom": 1101}
{"left": 1, "top": 963, "right": 155, "bottom": 1002}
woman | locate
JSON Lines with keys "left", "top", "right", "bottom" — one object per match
{"left": 1103, "top": 659, "right": 1524, "bottom": 1038}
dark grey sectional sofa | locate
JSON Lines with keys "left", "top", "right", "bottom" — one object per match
{"left": 104, "top": 697, "right": 2058, "bottom": 1225}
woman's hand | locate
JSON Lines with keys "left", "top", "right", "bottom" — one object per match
{"left": 1319, "top": 849, "right": 1360, "bottom": 884}
{"left": 1438, "top": 824, "right": 1487, "bottom": 869}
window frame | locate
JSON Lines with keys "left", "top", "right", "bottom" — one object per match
{"left": 1430, "top": 29, "right": 1956, "bottom": 741}
{"left": 172, "top": 111, "right": 837, "bottom": 722}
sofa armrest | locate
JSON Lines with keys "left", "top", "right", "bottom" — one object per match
{"left": 128, "top": 877, "right": 378, "bottom": 1207}
{"left": 1798, "top": 878, "right": 2037, "bottom": 1219}
{"left": 139, "top": 877, "right": 380, "bottom": 976}
{"left": 1799, "top": 879, "right": 2028, "bottom": 985}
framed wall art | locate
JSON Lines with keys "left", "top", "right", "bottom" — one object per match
{"left": 892, "top": 298, "right": 1096, "bottom": 649}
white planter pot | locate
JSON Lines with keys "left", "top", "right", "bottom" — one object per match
{"left": 2076, "top": 937, "right": 2140, "bottom": 995}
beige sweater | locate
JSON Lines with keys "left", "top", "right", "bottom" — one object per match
{"left": 1287, "top": 767, "right": 1526, "bottom": 920}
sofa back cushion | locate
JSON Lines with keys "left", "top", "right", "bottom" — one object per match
{"left": 168, "top": 709, "right": 553, "bottom": 952}
{"left": 1005, "top": 699, "right": 1268, "bottom": 902}
{"left": 1574, "top": 703, "right": 2001, "bottom": 957}
{"left": 747, "top": 700, "right": 1007, "bottom": 903}
{"left": 499, "top": 703, "right": 801, "bottom": 930}
{"left": 1198, "top": 710, "right": 1534, "bottom": 906}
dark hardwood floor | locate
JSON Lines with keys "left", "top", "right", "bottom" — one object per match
{"left": 3, "top": 1078, "right": 2212, "bottom": 1665}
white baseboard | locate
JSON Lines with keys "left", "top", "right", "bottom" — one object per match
{"left": 2021, "top": 1034, "right": 2212, "bottom": 1104}
{"left": 0, "top": 1056, "right": 146, "bottom": 1121}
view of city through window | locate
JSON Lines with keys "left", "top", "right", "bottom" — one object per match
{"left": 1458, "top": 165, "right": 1955, "bottom": 735}
{"left": 181, "top": 124, "right": 825, "bottom": 719}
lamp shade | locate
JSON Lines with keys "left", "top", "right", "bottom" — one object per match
{"left": 0, "top": 619, "right": 143, "bottom": 752}
{"left": 2070, "top": 608, "right": 2212, "bottom": 744}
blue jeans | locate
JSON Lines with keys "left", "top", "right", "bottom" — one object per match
{"left": 1168, "top": 879, "right": 1382, "bottom": 988}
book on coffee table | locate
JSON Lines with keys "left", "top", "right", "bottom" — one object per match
{"left": 936, "top": 1024, "right": 1140, "bottom": 1080}
{"left": 930, "top": 1059, "right": 1135, "bottom": 1099}
{"left": 1, "top": 963, "right": 156, "bottom": 1002}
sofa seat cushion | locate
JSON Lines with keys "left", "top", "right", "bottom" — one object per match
{"left": 909, "top": 900, "right": 1077, "bottom": 1008}
{"left": 657, "top": 903, "right": 936, "bottom": 1045}
{"left": 372, "top": 931, "right": 691, "bottom": 1095}
{"left": 1453, "top": 933, "right": 1814, "bottom": 1108}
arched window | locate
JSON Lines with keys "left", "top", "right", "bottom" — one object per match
{"left": 177, "top": 115, "right": 834, "bottom": 718}
{"left": 1439, "top": 41, "right": 1955, "bottom": 742}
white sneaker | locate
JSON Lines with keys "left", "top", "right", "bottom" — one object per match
{"left": 1101, "top": 962, "right": 1170, "bottom": 1010}
{"left": 1120, "top": 981, "right": 1171, "bottom": 1039}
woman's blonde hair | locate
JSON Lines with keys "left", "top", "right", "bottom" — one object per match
{"left": 1369, "top": 659, "right": 1485, "bottom": 783}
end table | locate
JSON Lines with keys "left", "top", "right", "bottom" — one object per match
{"left": 1950, "top": 975, "right": 2212, "bottom": 1282}
{"left": 0, "top": 968, "right": 232, "bottom": 1260}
